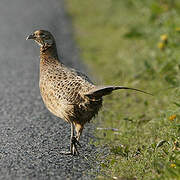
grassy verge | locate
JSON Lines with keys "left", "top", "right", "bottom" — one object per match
{"left": 66, "top": 0, "right": 180, "bottom": 179}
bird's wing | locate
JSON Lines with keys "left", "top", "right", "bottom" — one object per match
{"left": 73, "top": 69, "right": 94, "bottom": 84}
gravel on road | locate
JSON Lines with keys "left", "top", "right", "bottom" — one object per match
{"left": 0, "top": 0, "right": 101, "bottom": 179}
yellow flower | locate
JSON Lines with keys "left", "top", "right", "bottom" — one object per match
{"left": 170, "top": 163, "right": 176, "bottom": 168}
{"left": 158, "top": 42, "right": 165, "bottom": 50}
{"left": 175, "top": 27, "right": 180, "bottom": 32}
{"left": 169, "top": 114, "right": 176, "bottom": 121}
{"left": 160, "top": 34, "right": 168, "bottom": 42}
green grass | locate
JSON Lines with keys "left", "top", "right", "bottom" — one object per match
{"left": 66, "top": 0, "right": 180, "bottom": 179}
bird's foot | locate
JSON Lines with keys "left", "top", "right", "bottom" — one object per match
{"left": 70, "top": 136, "right": 81, "bottom": 156}
{"left": 60, "top": 136, "right": 81, "bottom": 156}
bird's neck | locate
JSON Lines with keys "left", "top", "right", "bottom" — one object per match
{"left": 39, "top": 43, "right": 64, "bottom": 74}
{"left": 40, "top": 43, "right": 59, "bottom": 60}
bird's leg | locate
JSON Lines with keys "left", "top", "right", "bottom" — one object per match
{"left": 60, "top": 122, "right": 81, "bottom": 155}
{"left": 59, "top": 122, "right": 78, "bottom": 155}
{"left": 70, "top": 122, "right": 81, "bottom": 155}
{"left": 70, "top": 122, "right": 75, "bottom": 154}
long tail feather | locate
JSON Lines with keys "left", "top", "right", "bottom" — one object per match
{"left": 84, "top": 86, "right": 152, "bottom": 99}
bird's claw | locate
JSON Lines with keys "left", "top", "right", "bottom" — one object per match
{"left": 70, "top": 136, "right": 81, "bottom": 155}
{"left": 59, "top": 151, "right": 72, "bottom": 155}
{"left": 60, "top": 136, "right": 81, "bottom": 156}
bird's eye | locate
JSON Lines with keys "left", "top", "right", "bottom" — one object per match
{"left": 41, "top": 34, "right": 46, "bottom": 38}
{"left": 38, "top": 32, "right": 45, "bottom": 37}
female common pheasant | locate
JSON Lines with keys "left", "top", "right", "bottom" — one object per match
{"left": 26, "top": 30, "right": 151, "bottom": 155}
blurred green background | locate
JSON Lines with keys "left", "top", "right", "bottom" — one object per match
{"left": 66, "top": 0, "right": 180, "bottom": 179}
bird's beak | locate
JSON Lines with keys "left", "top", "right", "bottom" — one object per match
{"left": 26, "top": 34, "right": 35, "bottom": 40}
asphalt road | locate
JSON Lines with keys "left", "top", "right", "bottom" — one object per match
{"left": 0, "top": 0, "right": 100, "bottom": 179}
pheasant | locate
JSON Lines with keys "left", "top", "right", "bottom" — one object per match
{"left": 26, "top": 30, "right": 151, "bottom": 155}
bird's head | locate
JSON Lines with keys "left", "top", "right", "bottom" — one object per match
{"left": 26, "top": 30, "right": 55, "bottom": 48}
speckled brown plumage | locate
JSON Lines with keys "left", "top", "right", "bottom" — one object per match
{"left": 27, "top": 30, "right": 151, "bottom": 155}
{"left": 39, "top": 53, "right": 102, "bottom": 129}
